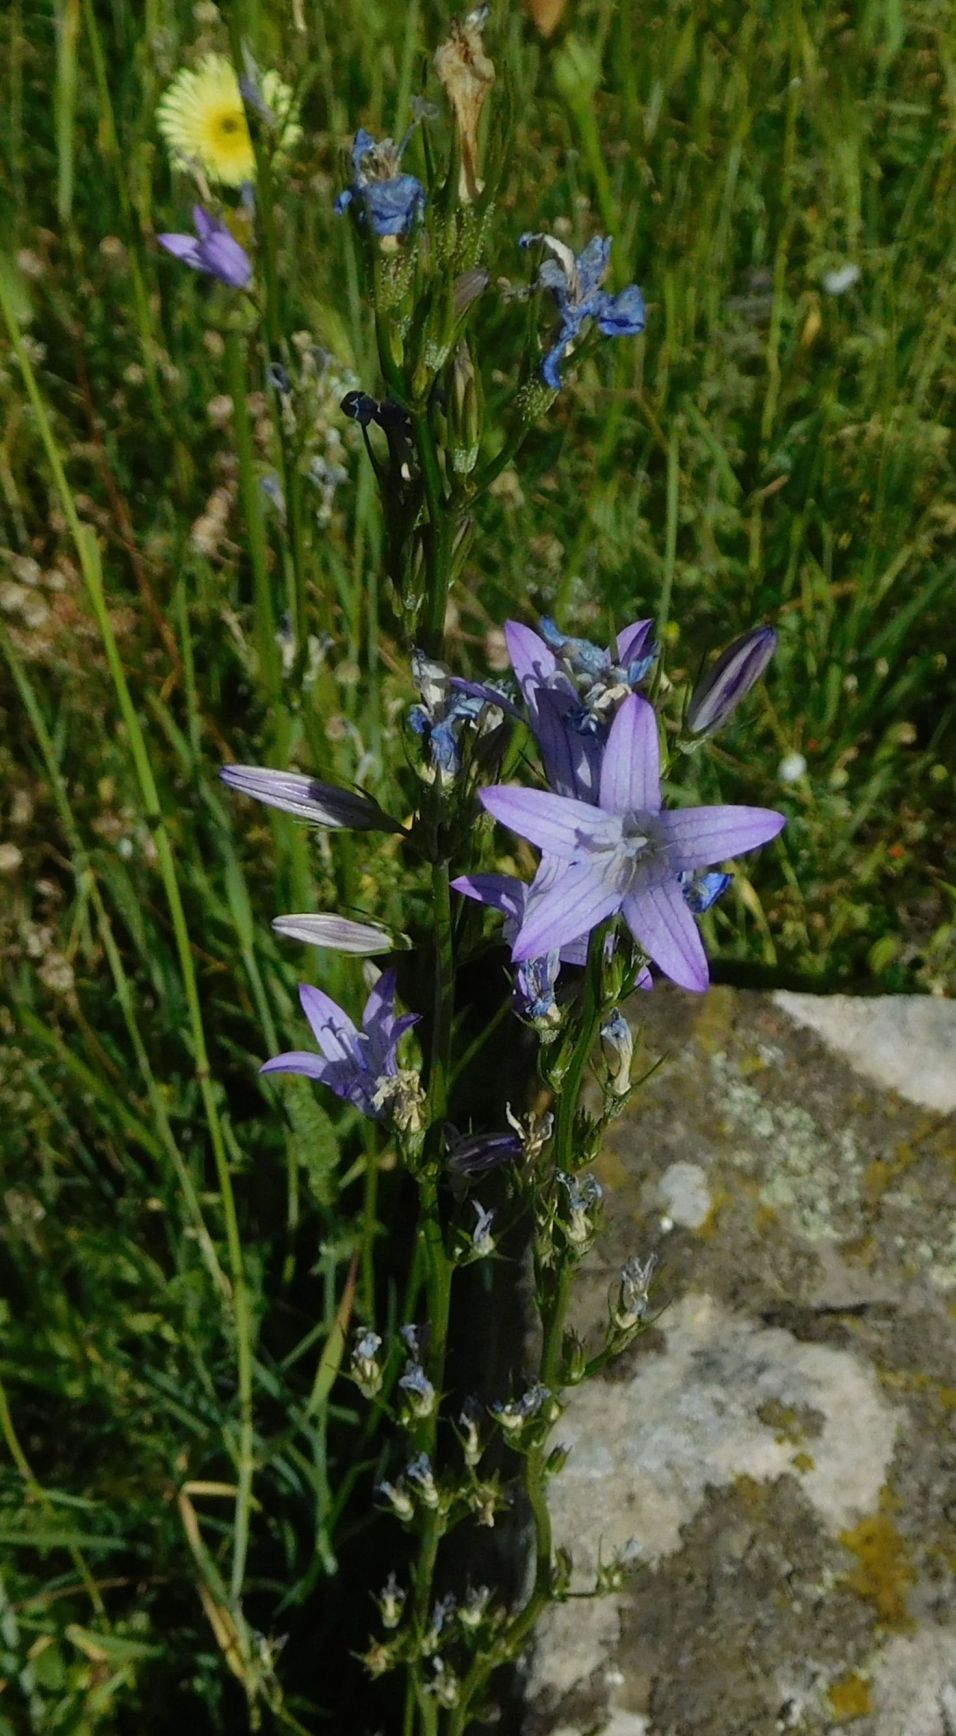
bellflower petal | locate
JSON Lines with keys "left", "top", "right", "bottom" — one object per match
{"left": 534, "top": 687, "right": 601, "bottom": 801}
{"left": 299, "top": 983, "right": 362, "bottom": 1064}
{"left": 658, "top": 805, "right": 785, "bottom": 872}
{"left": 616, "top": 619, "right": 655, "bottom": 665}
{"left": 451, "top": 874, "right": 527, "bottom": 925}
{"left": 480, "top": 785, "right": 618, "bottom": 860}
{"left": 157, "top": 233, "right": 204, "bottom": 267}
{"left": 622, "top": 879, "right": 710, "bottom": 993}
{"left": 598, "top": 694, "right": 662, "bottom": 816}
{"left": 512, "top": 860, "right": 620, "bottom": 961}
{"left": 504, "top": 621, "right": 559, "bottom": 694}
{"left": 260, "top": 1050, "right": 340, "bottom": 1082}
{"left": 221, "top": 764, "right": 402, "bottom": 832}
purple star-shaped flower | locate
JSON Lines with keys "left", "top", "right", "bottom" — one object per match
{"left": 158, "top": 206, "right": 252, "bottom": 288}
{"left": 261, "top": 969, "right": 419, "bottom": 1120}
{"left": 520, "top": 233, "right": 646, "bottom": 390}
{"left": 479, "top": 694, "right": 785, "bottom": 993}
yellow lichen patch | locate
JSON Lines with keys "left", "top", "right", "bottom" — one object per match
{"left": 594, "top": 1147, "right": 630, "bottom": 1191}
{"left": 690, "top": 985, "right": 735, "bottom": 1056}
{"left": 838, "top": 1488, "right": 915, "bottom": 1630}
{"left": 695, "top": 1184, "right": 732, "bottom": 1240}
{"left": 791, "top": 1450, "right": 815, "bottom": 1473}
{"left": 827, "top": 1674, "right": 872, "bottom": 1721}
{"left": 756, "top": 1399, "right": 816, "bottom": 1445}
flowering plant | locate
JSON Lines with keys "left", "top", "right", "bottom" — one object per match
{"left": 159, "top": 10, "right": 782, "bottom": 1730}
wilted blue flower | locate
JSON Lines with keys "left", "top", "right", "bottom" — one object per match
{"left": 409, "top": 652, "right": 511, "bottom": 781}
{"left": 458, "top": 1398, "right": 483, "bottom": 1466}
{"left": 336, "top": 127, "right": 426, "bottom": 237}
{"left": 471, "top": 1201, "right": 495, "bottom": 1258}
{"left": 612, "top": 1253, "right": 658, "bottom": 1332}
{"left": 520, "top": 232, "right": 645, "bottom": 389}
{"left": 398, "top": 1362, "right": 436, "bottom": 1419}
{"left": 679, "top": 871, "right": 732, "bottom": 915}
{"left": 686, "top": 627, "right": 777, "bottom": 737}
{"left": 351, "top": 1328, "right": 383, "bottom": 1397}
{"left": 491, "top": 1383, "right": 551, "bottom": 1435}
{"left": 480, "top": 693, "right": 785, "bottom": 992}
{"left": 600, "top": 1011, "right": 633, "bottom": 1097}
{"left": 377, "top": 1477, "right": 415, "bottom": 1521}
{"left": 558, "top": 1170, "right": 603, "bottom": 1247}
{"left": 444, "top": 1125, "right": 522, "bottom": 1181}
{"left": 261, "top": 970, "right": 419, "bottom": 1122}
{"left": 221, "top": 763, "right": 403, "bottom": 832}
{"left": 377, "top": 1572, "right": 406, "bottom": 1630}
{"left": 400, "top": 1323, "right": 426, "bottom": 1358}
{"left": 405, "top": 1453, "right": 440, "bottom": 1508}
{"left": 158, "top": 204, "right": 253, "bottom": 287}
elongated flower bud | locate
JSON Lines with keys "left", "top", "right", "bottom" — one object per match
{"left": 221, "top": 764, "right": 403, "bottom": 831}
{"left": 686, "top": 627, "right": 777, "bottom": 737}
{"left": 449, "top": 342, "right": 482, "bottom": 474}
{"left": 271, "top": 913, "right": 399, "bottom": 954}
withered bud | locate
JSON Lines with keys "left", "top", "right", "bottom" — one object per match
{"left": 523, "top": 0, "right": 568, "bottom": 37}
{"left": 434, "top": 7, "right": 495, "bottom": 202}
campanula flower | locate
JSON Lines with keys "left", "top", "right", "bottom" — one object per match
{"left": 221, "top": 763, "right": 403, "bottom": 832}
{"left": 336, "top": 128, "right": 426, "bottom": 237}
{"left": 480, "top": 693, "right": 785, "bottom": 992}
{"left": 686, "top": 627, "right": 777, "bottom": 737}
{"left": 261, "top": 970, "right": 420, "bottom": 1122}
{"left": 520, "top": 232, "right": 646, "bottom": 389}
{"left": 452, "top": 865, "right": 651, "bottom": 1017}
{"left": 157, "top": 205, "right": 252, "bottom": 287}
{"left": 505, "top": 617, "right": 655, "bottom": 800}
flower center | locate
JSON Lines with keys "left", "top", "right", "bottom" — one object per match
{"left": 607, "top": 811, "right": 668, "bottom": 894}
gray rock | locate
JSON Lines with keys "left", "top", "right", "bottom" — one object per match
{"left": 527, "top": 989, "right": 956, "bottom": 1736}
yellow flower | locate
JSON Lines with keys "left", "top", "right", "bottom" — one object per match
{"left": 157, "top": 53, "right": 300, "bottom": 187}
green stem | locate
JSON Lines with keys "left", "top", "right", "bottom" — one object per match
{"left": 450, "top": 932, "right": 607, "bottom": 1733}
{"left": 225, "top": 326, "right": 281, "bottom": 706}
{"left": 404, "top": 861, "right": 457, "bottom": 1731}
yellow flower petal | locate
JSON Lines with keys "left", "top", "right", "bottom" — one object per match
{"left": 157, "top": 53, "right": 299, "bottom": 187}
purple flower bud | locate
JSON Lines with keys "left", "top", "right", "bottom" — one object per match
{"left": 220, "top": 764, "right": 403, "bottom": 831}
{"left": 271, "top": 913, "right": 398, "bottom": 954}
{"left": 687, "top": 627, "right": 778, "bottom": 737}
{"left": 158, "top": 206, "right": 253, "bottom": 289}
